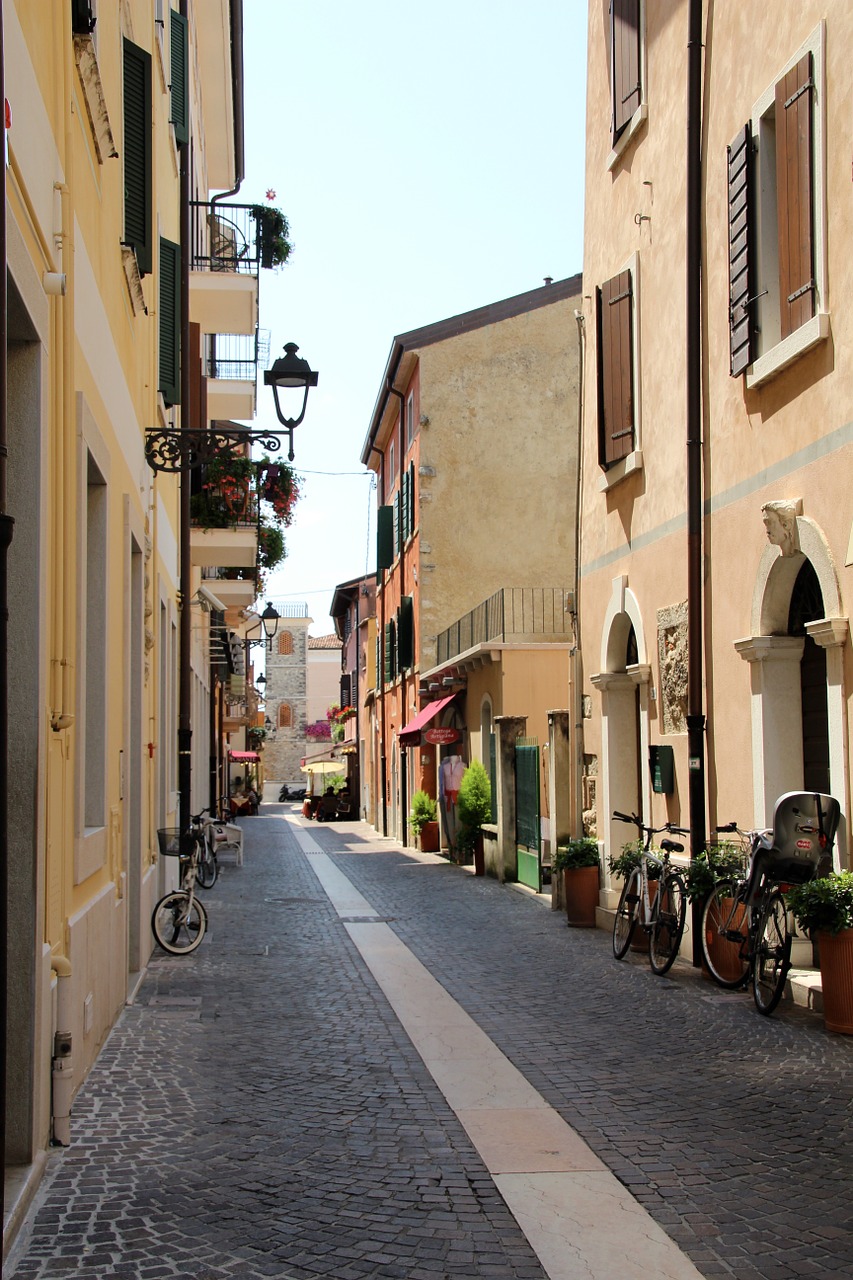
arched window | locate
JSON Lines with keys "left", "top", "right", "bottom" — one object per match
{"left": 278, "top": 703, "right": 292, "bottom": 729}
{"left": 278, "top": 631, "right": 294, "bottom": 656}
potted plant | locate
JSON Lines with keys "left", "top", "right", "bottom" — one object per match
{"left": 456, "top": 760, "right": 491, "bottom": 876}
{"left": 251, "top": 203, "right": 293, "bottom": 269}
{"left": 686, "top": 842, "right": 749, "bottom": 983}
{"left": 788, "top": 872, "right": 853, "bottom": 1034}
{"left": 684, "top": 841, "right": 746, "bottom": 904}
{"left": 408, "top": 790, "right": 439, "bottom": 853}
{"left": 554, "top": 839, "right": 600, "bottom": 928}
{"left": 257, "top": 517, "right": 286, "bottom": 573}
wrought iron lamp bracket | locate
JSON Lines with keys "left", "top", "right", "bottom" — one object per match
{"left": 144, "top": 427, "right": 285, "bottom": 474}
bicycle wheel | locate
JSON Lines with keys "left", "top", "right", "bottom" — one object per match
{"left": 195, "top": 837, "right": 218, "bottom": 890}
{"left": 753, "top": 891, "right": 790, "bottom": 1016}
{"left": 701, "top": 879, "right": 750, "bottom": 989}
{"left": 649, "top": 871, "right": 687, "bottom": 975}
{"left": 152, "top": 892, "right": 207, "bottom": 955}
{"left": 613, "top": 868, "right": 641, "bottom": 960}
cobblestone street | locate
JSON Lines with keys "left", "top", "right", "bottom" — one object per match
{"left": 6, "top": 805, "right": 853, "bottom": 1279}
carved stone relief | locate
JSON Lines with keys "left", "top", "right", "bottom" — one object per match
{"left": 657, "top": 602, "right": 688, "bottom": 734}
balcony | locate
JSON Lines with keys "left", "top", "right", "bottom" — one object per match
{"left": 190, "top": 474, "right": 259, "bottom": 570}
{"left": 201, "top": 569, "right": 258, "bottom": 611}
{"left": 189, "top": 201, "right": 261, "bottom": 336}
{"left": 435, "top": 588, "right": 574, "bottom": 666}
{"left": 205, "top": 332, "right": 268, "bottom": 421}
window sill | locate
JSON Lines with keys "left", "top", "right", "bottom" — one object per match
{"left": 746, "top": 312, "right": 830, "bottom": 390}
{"left": 598, "top": 449, "right": 644, "bottom": 492}
{"left": 607, "top": 105, "right": 648, "bottom": 172}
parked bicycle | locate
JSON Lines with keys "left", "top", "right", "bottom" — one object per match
{"left": 701, "top": 791, "right": 840, "bottom": 1015}
{"left": 153, "top": 811, "right": 213, "bottom": 954}
{"left": 611, "top": 812, "right": 690, "bottom": 974}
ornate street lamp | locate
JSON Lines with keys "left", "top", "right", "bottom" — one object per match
{"left": 263, "top": 343, "right": 319, "bottom": 461}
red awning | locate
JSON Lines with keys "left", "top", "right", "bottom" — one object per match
{"left": 229, "top": 750, "right": 260, "bottom": 762}
{"left": 398, "top": 693, "right": 457, "bottom": 746}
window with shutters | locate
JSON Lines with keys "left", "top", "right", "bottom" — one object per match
{"left": 732, "top": 24, "right": 828, "bottom": 388}
{"left": 278, "top": 631, "right": 294, "bottom": 656}
{"left": 158, "top": 237, "right": 181, "bottom": 406}
{"left": 406, "top": 393, "right": 415, "bottom": 449}
{"left": 595, "top": 255, "right": 642, "bottom": 487}
{"left": 397, "top": 597, "right": 414, "bottom": 671}
{"left": 608, "top": 0, "right": 646, "bottom": 169}
{"left": 278, "top": 702, "right": 292, "bottom": 729}
{"left": 123, "top": 39, "right": 152, "bottom": 276}
{"left": 377, "top": 505, "right": 394, "bottom": 572}
{"left": 384, "top": 619, "right": 397, "bottom": 685}
{"left": 170, "top": 10, "right": 189, "bottom": 144}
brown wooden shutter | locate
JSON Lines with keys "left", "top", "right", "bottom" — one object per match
{"left": 611, "top": 0, "right": 641, "bottom": 143}
{"left": 776, "top": 52, "right": 814, "bottom": 339}
{"left": 728, "top": 123, "right": 755, "bottom": 377}
{"left": 596, "top": 270, "right": 634, "bottom": 468}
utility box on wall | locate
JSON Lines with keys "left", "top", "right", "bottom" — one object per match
{"left": 649, "top": 744, "right": 675, "bottom": 794}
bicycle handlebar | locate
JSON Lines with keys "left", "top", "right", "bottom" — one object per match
{"left": 612, "top": 811, "right": 689, "bottom": 838}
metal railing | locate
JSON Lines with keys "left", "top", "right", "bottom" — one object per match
{"left": 435, "top": 588, "right": 573, "bottom": 665}
{"left": 206, "top": 332, "right": 259, "bottom": 382}
{"left": 189, "top": 201, "right": 263, "bottom": 274}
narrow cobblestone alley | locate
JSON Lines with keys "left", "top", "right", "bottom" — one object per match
{"left": 6, "top": 804, "right": 853, "bottom": 1280}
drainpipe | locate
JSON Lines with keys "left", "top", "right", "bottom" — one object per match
{"left": 572, "top": 308, "right": 586, "bottom": 840}
{"left": 367, "top": 442, "right": 387, "bottom": 835}
{"left": 687, "top": 0, "right": 707, "bottom": 964}
{"left": 177, "top": 0, "right": 193, "bottom": 837}
{"left": 0, "top": 0, "right": 13, "bottom": 1200}
{"left": 388, "top": 383, "right": 407, "bottom": 847}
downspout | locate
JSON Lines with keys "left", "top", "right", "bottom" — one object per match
{"left": 0, "top": 0, "right": 13, "bottom": 1193}
{"left": 572, "top": 308, "right": 586, "bottom": 840}
{"left": 388, "top": 384, "right": 407, "bottom": 847}
{"left": 368, "top": 442, "right": 388, "bottom": 836}
{"left": 178, "top": 0, "right": 192, "bottom": 837}
{"left": 686, "top": 0, "right": 707, "bottom": 964}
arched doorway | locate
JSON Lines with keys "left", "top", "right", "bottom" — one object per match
{"left": 788, "top": 559, "right": 830, "bottom": 795}
{"left": 736, "top": 514, "right": 848, "bottom": 853}
{"left": 591, "top": 576, "right": 652, "bottom": 882}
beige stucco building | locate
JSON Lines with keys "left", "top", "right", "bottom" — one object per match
{"left": 2, "top": 0, "right": 284, "bottom": 1218}
{"left": 579, "top": 2, "right": 852, "bottom": 920}
{"left": 361, "top": 278, "right": 582, "bottom": 852}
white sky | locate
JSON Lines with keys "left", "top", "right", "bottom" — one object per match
{"left": 239, "top": 1, "right": 588, "bottom": 634}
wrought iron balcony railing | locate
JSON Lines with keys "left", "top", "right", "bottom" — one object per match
{"left": 190, "top": 201, "right": 264, "bottom": 275}
{"left": 205, "top": 331, "right": 270, "bottom": 383}
{"left": 435, "top": 588, "right": 574, "bottom": 666}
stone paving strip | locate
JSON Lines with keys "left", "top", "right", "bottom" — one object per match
{"left": 294, "top": 819, "right": 702, "bottom": 1280}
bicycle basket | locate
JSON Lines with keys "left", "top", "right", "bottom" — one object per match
{"left": 157, "top": 828, "right": 194, "bottom": 857}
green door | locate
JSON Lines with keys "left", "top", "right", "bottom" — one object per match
{"left": 515, "top": 739, "right": 541, "bottom": 890}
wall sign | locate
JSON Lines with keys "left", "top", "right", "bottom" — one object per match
{"left": 425, "top": 727, "right": 460, "bottom": 745}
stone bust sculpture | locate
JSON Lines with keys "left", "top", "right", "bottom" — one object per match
{"left": 762, "top": 500, "right": 801, "bottom": 557}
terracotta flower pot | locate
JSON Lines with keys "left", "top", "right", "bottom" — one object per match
{"left": 418, "top": 820, "right": 439, "bottom": 853}
{"left": 703, "top": 896, "right": 748, "bottom": 983}
{"left": 817, "top": 928, "right": 853, "bottom": 1034}
{"left": 473, "top": 831, "right": 485, "bottom": 877}
{"left": 564, "top": 865, "right": 599, "bottom": 928}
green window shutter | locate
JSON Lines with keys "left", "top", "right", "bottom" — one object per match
{"left": 393, "top": 491, "right": 401, "bottom": 554}
{"left": 398, "top": 596, "right": 414, "bottom": 670}
{"left": 408, "top": 462, "right": 416, "bottom": 534}
{"left": 377, "top": 505, "right": 394, "bottom": 571}
{"left": 170, "top": 11, "right": 189, "bottom": 144}
{"left": 159, "top": 237, "right": 181, "bottom": 405}
{"left": 384, "top": 621, "right": 395, "bottom": 684}
{"left": 123, "top": 39, "right": 152, "bottom": 275}
{"left": 401, "top": 469, "right": 410, "bottom": 542}
{"left": 375, "top": 634, "right": 381, "bottom": 687}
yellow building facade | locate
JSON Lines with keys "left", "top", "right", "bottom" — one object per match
{"left": 4, "top": 0, "right": 254, "bottom": 1199}
{"left": 579, "top": 3, "right": 852, "bottom": 917}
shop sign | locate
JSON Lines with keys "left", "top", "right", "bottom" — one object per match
{"left": 425, "top": 727, "right": 460, "bottom": 745}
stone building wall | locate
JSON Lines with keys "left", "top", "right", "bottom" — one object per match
{"left": 263, "top": 618, "right": 310, "bottom": 784}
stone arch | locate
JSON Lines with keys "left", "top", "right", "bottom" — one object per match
{"left": 737, "top": 512, "right": 848, "bottom": 857}
{"left": 592, "top": 576, "right": 653, "bottom": 884}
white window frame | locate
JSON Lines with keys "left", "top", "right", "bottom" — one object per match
{"left": 747, "top": 22, "right": 829, "bottom": 390}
